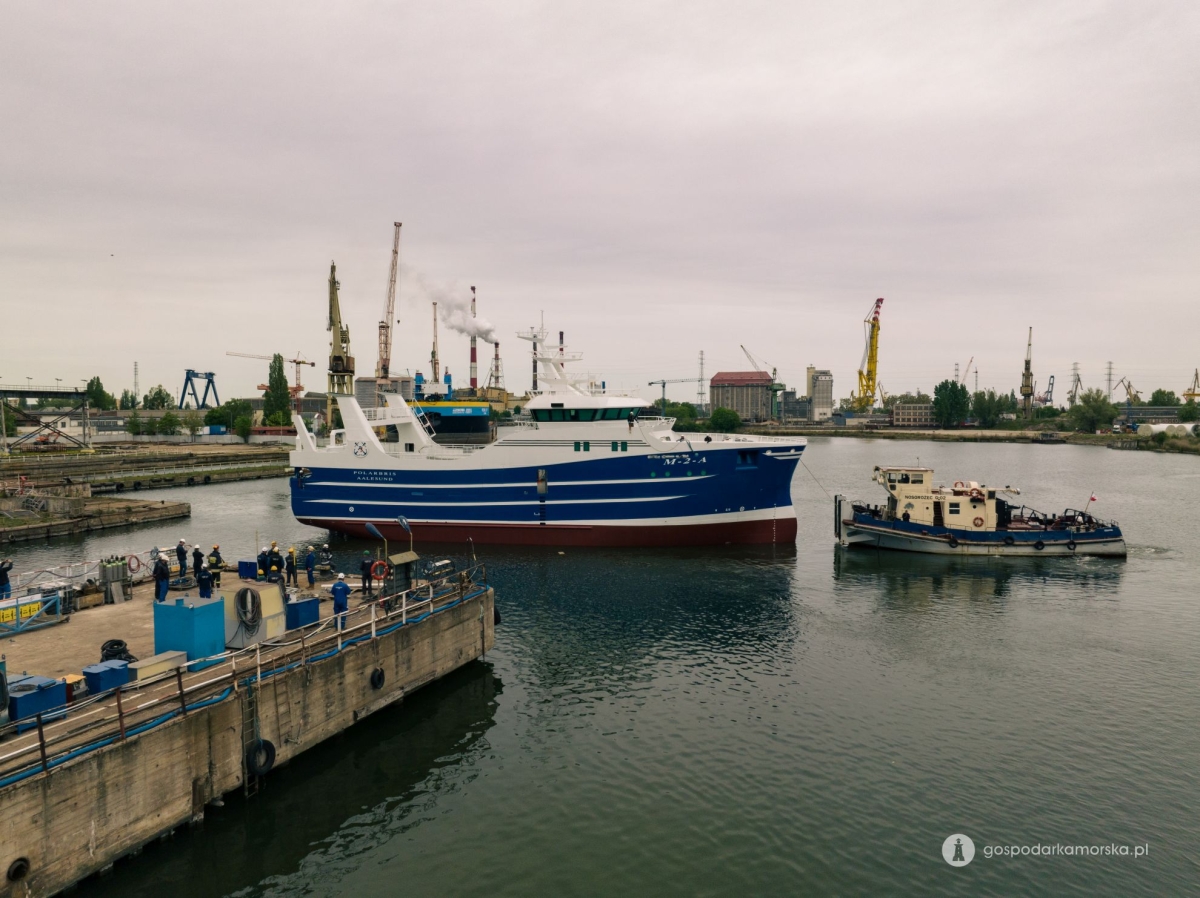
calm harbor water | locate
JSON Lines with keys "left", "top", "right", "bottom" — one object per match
{"left": 6, "top": 438, "right": 1199, "bottom": 896}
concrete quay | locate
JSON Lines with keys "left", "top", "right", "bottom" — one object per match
{"left": 0, "top": 573, "right": 495, "bottom": 898}
{"left": 0, "top": 497, "right": 191, "bottom": 545}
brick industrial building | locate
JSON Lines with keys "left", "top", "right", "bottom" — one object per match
{"left": 709, "top": 371, "right": 774, "bottom": 422}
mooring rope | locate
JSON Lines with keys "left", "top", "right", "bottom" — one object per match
{"left": 800, "top": 458, "right": 832, "bottom": 499}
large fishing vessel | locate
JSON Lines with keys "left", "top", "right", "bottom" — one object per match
{"left": 834, "top": 466, "right": 1126, "bottom": 556}
{"left": 290, "top": 336, "right": 806, "bottom": 546}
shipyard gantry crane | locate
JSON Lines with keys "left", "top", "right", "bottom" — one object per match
{"left": 327, "top": 261, "right": 355, "bottom": 427}
{"left": 740, "top": 345, "right": 785, "bottom": 420}
{"left": 850, "top": 298, "right": 884, "bottom": 412}
{"left": 1020, "top": 327, "right": 1034, "bottom": 420}
{"left": 376, "top": 223, "right": 402, "bottom": 381}
{"left": 1068, "top": 364, "right": 1084, "bottom": 407}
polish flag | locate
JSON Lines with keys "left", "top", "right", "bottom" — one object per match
{"left": 1090, "top": 493, "right": 1098, "bottom": 503}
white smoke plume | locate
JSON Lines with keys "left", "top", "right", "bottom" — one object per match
{"left": 416, "top": 274, "right": 497, "bottom": 343}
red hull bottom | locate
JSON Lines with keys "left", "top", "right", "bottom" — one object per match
{"left": 298, "top": 516, "right": 798, "bottom": 548}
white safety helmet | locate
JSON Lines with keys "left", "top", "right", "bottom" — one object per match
{"left": 337, "top": 573, "right": 345, "bottom": 579}
{"left": 262, "top": 546, "right": 269, "bottom": 553}
{"left": 178, "top": 538, "right": 185, "bottom": 543}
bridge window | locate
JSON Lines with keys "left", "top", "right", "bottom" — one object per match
{"left": 949, "top": 502, "right": 961, "bottom": 515}
{"left": 911, "top": 475, "right": 924, "bottom": 484}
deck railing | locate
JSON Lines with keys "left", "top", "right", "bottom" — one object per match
{"left": 0, "top": 564, "right": 489, "bottom": 787}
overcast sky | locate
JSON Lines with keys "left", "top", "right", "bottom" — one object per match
{"left": 3, "top": 1, "right": 1198, "bottom": 406}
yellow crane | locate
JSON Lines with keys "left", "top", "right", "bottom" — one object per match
{"left": 1183, "top": 369, "right": 1200, "bottom": 402}
{"left": 850, "top": 298, "right": 884, "bottom": 412}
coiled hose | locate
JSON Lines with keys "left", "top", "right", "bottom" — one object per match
{"left": 100, "top": 639, "right": 138, "bottom": 664}
{"left": 235, "top": 587, "right": 262, "bottom": 636}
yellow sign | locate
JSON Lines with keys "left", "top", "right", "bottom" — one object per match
{"left": 0, "top": 600, "right": 45, "bottom": 624}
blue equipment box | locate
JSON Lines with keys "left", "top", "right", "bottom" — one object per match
{"left": 7, "top": 674, "right": 69, "bottom": 733}
{"left": 82, "top": 660, "right": 130, "bottom": 695}
{"left": 154, "top": 596, "right": 226, "bottom": 671}
{"left": 238, "top": 560, "right": 259, "bottom": 579}
{"left": 285, "top": 596, "right": 320, "bottom": 630}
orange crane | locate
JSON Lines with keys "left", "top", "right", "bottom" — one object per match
{"left": 226, "top": 351, "right": 316, "bottom": 415}
{"left": 1183, "top": 369, "right": 1200, "bottom": 402}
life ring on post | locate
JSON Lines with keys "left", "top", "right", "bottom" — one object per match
{"left": 972, "top": 517, "right": 985, "bottom": 528}
{"left": 126, "top": 554, "right": 142, "bottom": 573}
{"left": 1034, "top": 540, "right": 1045, "bottom": 551}
{"left": 246, "top": 739, "right": 276, "bottom": 776}
{"left": 370, "top": 560, "right": 389, "bottom": 580}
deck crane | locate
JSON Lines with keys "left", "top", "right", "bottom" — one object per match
{"left": 850, "top": 298, "right": 884, "bottom": 412}
{"left": 327, "top": 261, "right": 355, "bottom": 428}
{"left": 1183, "top": 369, "right": 1200, "bottom": 402}
{"left": 227, "top": 352, "right": 316, "bottom": 416}
{"left": 739, "top": 345, "right": 785, "bottom": 420}
{"left": 376, "top": 222, "right": 402, "bottom": 380}
{"left": 647, "top": 378, "right": 703, "bottom": 416}
{"left": 1020, "top": 327, "right": 1034, "bottom": 420}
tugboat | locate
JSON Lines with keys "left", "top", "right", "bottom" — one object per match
{"left": 834, "top": 466, "right": 1126, "bottom": 556}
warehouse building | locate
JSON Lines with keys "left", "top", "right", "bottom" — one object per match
{"left": 891, "top": 402, "right": 934, "bottom": 427}
{"left": 709, "top": 371, "right": 774, "bottom": 422}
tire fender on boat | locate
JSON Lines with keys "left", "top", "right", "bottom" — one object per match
{"left": 1003, "top": 536, "right": 1015, "bottom": 546}
{"left": 1067, "top": 540, "right": 1076, "bottom": 551}
{"left": 948, "top": 535, "right": 959, "bottom": 549}
{"left": 1034, "top": 540, "right": 1045, "bottom": 551}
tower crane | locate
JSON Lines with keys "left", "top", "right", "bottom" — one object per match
{"left": 376, "top": 222, "right": 402, "bottom": 380}
{"left": 1019, "top": 327, "right": 1034, "bottom": 420}
{"left": 327, "top": 261, "right": 355, "bottom": 427}
{"left": 647, "top": 378, "right": 703, "bottom": 415}
{"left": 958, "top": 357, "right": 974, "bottom": 386}
{"left": 226, "top": 351, "right": 316, "bottom": 415}
{"left": 850, "top": 298, "right": 884, "bottom": 412}
{"left": 739, "top": 345, "right": 785, "bottom": 420}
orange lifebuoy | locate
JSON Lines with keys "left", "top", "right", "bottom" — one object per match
{"left": 969, "top": 488, "right": 983, "bottom": 499}
{"left": 126, "top": 554, "right": 142, "bottom": 573}
{"left": 973, "top": 516, "right": 985, "bottom": 527}
{"left": 370, "top": 560, "right": 389, "bottom": 580}
{"left": 953, "top": 480, "right": 966, "bottom": 489}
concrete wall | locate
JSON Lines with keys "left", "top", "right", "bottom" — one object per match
{"left": 0, "top": 589, "right": 494, "bottom": 898}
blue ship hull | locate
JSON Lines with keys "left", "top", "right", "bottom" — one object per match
{"left": 291, "top": 444, "right": 803, "bottom": 546}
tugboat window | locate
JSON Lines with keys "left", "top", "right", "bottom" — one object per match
{"left": 949, "top": 502, "right": 961, "bottom": 514}
{"left": 911, "top": 476, "right": 924, "bottom": 484}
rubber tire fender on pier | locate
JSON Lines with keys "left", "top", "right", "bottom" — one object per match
{"left": 370, "top": 667, "right": 386, "bottom": 690}
{"left": 246, "top": 739, "right": 276, "bottom": 776}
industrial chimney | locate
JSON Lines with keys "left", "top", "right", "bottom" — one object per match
{"left": 470, "top": 286, "right": 478, "bottom": 390}
{"left": 431, "top": 302, "right": 440, "bottom": 382}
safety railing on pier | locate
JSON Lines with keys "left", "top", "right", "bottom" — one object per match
{"left": 0, "top": 564, "right": 490, "bottom": 788}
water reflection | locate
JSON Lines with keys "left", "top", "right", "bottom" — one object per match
{"left": 832, "top": 545, "right": 1126, "bottom": 606}
{"left": 469, "top": 545, "right": 800, "bottom": 695}
{"left": 79, "top": 663, "right": 501, "bottom": 898}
